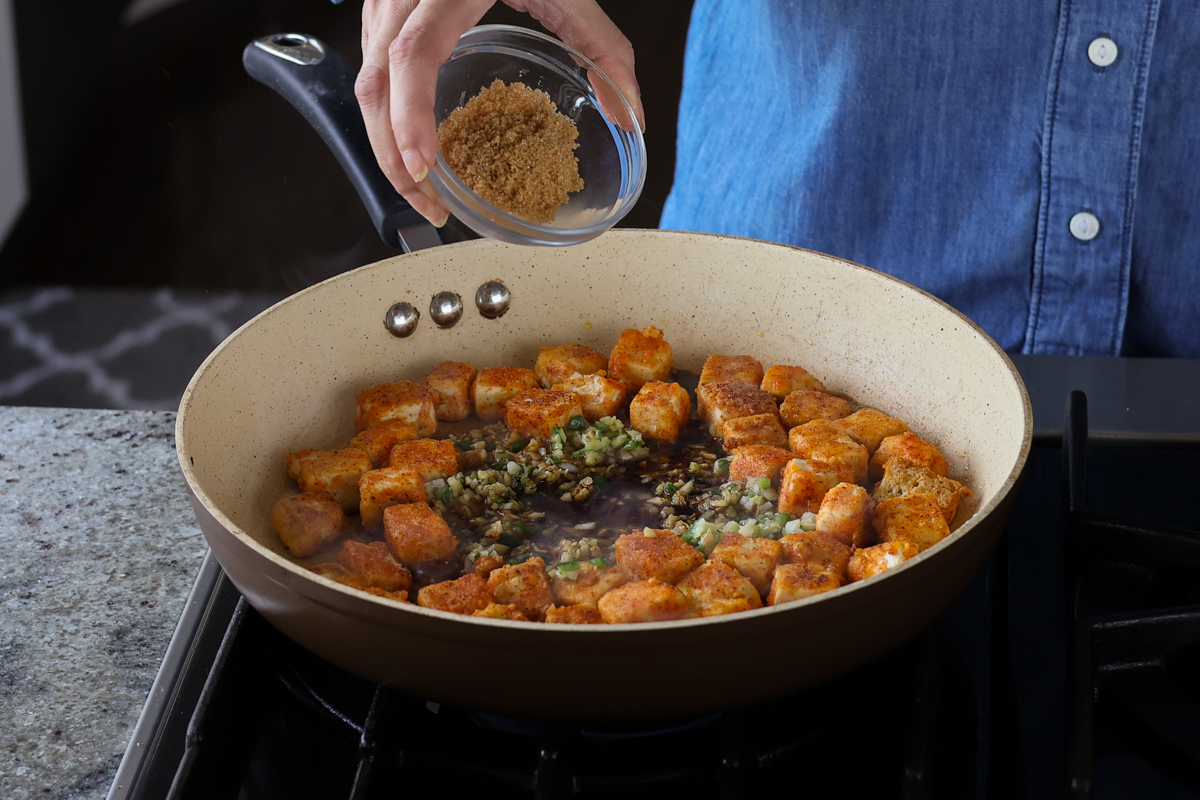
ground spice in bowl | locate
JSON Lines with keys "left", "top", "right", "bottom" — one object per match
{"left": 436, "top": 79, "right": 584, "bottom": 224}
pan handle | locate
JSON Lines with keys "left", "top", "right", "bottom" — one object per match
{"left": 242, "top": 34, "right": 442, "bottom": 253}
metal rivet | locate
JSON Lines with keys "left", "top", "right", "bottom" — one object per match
{"left": 384, "top": 302, "right": 419, "bottom": 337}
{"left": 429, "top": 291, "right": 463, "bottom": 329}
{"left": 475, "top": 280, "right": 511, "bottom": 319}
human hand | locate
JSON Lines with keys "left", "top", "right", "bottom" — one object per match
{"left": 356, "top": 0, "right": 645, "bottom": 228}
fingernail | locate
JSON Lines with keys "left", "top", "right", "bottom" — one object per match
{"left": 402, "top": 149, "right": 429, "bottom": 183}
{"left": 429, "top": 205, "right": 449, "bottom": 228}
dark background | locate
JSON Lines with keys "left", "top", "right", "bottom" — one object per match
{"left": 0, "top": 0, "right": 693, "bottom": 295}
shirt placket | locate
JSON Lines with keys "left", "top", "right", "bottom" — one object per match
{"left": 1025, "top": 0, "right": 1160, "bottom": 356}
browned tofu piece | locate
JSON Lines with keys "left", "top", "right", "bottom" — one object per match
{"left": 552, "top": 373, "right": 627, "bottom": 421}
{"left": 544, "top": 604, "right": 606, "bottom": 624}
{"left": 788, "top": 418, "right": 869, "bottom": 484}
{"left": 607, "top": 326, "right": 673, "bottom": 391}
{"left": 676, "top": 561, "right": 763, "bottom": 617}
{"left": 779, "top": 390, "right": 852, "bottom": 428}
{"left": 338, "top": 539, "right": 413, "bottom": 592}
{"left": 549, "top": 562, "right": 629, "bottom": 606}
{"left": 535, "top": 344, "right": 608, "bottom": 388}
{"left": 421, "top": 362, "right": 478, "bottom": 422}
{"left": 873, "top": 459, "right": 972, "bottom": 524}
{"left": 721, "top": 413, "right": 788, "bottom": 451}
{"left": 486, "top": 557, "right": 554, "bottom": 621}
{"left": 309, "top": 562, "right": 368, "bottom": 590}
{"left": 597, "top": 579, "right": 691, "bottom": 623}
{"left": 697, "top": 380, "right": 778, "bottom": 438}
{"left": 285, "top": 448, "right": 320, "bottom": 481}
{"left": 417, "top": 573, "right": 493, "bottom": 615}
{"left": 728, "top": 444, "right": 795, "bottom": 485}
{"left": 760, "top": 364, "right": 827, "bottom": 399}
{"left": 473, "top": 367, "right": 540, "bottom": 421}
{"left": 708, "top": 532, "right": 783, "bottom": 595}
{"left": 347, "top": 421, "right": 420, "bottom": 469}
{"left": 779, "top": 530, "right": 851, "bottom": 579}
{"left": 472, "top": 555, "right": 506, "bottom": 579}
{"left": 355, "top": 380, "right": 437, "bottom": 435}
{"left": 629, "top": 381, "right": 692, "bottom": 443}
{"left": 869, "top": 432, "right": 949, "bottom": 481}
{"left": 271, "top": 492, "right": 346, "bottom": 557}
{"left": 815, "top": 482, "right": 874, "bottom": 547}
{"left": 848, "top": 540, "right": 920, "bottom": 582}
{"left": 358, "top": 466, "right": 425, "bottom": 532}
{"left": 473, "top": 602, "right": 531, "bottom": 621}
{"left": 388, "top": 438, "right": 460, "bottom": 483}
{"left": 776, "top": 458, "right": 848, "bottom": 516}
{"left": 835, "top": 409, "right": 910, "bottom": 455}
{"left": 699, "top": 355, "right": 764, "bottom": 387}
{"left": 383, "top": 502, "right": 459, "bottom": 564}
{"left": 295, "top": 448, "right": 372, "bottom": 514}
{"left": 364, "top": 586, "right": 410, "bottom": 602}
{"left": 872, "top": 493, "right": 951, "bottom": 552}
{"left": 505, "top": 389, "right": 584, "bottom": 439}
{"left": 766, "top": 563, "right": 842, "bottom": 605}
{"left": 614, "top": 529, "right": 706, "bottom": 584}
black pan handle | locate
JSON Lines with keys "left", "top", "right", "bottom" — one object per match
{"left": 242, "top": 33, "right": 442, "bottom": 253}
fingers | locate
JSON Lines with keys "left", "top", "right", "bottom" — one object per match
{"left": 512, "top": 0, "right": 645, "bottom": 131}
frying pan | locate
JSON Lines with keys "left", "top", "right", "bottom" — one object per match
{"left": 173, "top": 35, "right": 1032, "bottom": 720}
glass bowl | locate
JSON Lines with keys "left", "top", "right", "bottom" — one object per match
{"left": 430, "top": 25, "right": 647, "bottom": 246}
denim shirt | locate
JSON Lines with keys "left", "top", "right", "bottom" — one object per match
{"left": 660, "top": 0, "right": 1199, "bottom": 358}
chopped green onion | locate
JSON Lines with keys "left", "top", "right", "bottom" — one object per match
{"left": 507, "top": 553, "right": 536, "bottom": 565}
{"left": 436, "top": 486, "right": 452, "bottom": 505}
{"left": 588, "top": 557, "right": 609, "bottom": 568}
{"left": 567, "top": 415, "right": 588, "bottom": 432}
{"left": 556, "top": 560, "right": 581, "bottom": 573}
{"left": 715, "top": 458, "right": 730, "bottom": 472}
{"left": 509, "top": 437, "right": 530, "bottom": 452}
{"left": 664, "top": 483, "right": 677, "bottom": 495}
{"left": 511, "top": 520, "right": 536, "bottom": 535}
{"left": 498, "top": 533, "right": 523, "bottom": 547}
{"left": 623, "top": 438, "right": 643, "bottom": 451}
{"left": 756, "top": 477, "right": 772, "bottom": 490}
{"left": 774, "top": 512, "right": 791, "bottom": 526}
{"left": 592, "top": 475, "right": 611, "bottom": 488}
{"left": 484, "top": 441, "right": 497, "bottom": 451}
{"left": 457, "top": 437, "right": 476, "bottom": 449}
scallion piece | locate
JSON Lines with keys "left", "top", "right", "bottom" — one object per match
{"left": 509, "top": 437, "right": 530, "bottom": 452}
{"left": 498, "top": 533, "right": 523, "bottom": 547}
{"left": 567, "top": 415, "right": 588, "bottom": 432}
{"left": 588, "top": 557, "right": 609, "bottom": 568}
{"left": 511, "top": 520, "right": 536, "bottom": 535}
{"left": 715, "top": 458, "right": 730, "bottom": 472}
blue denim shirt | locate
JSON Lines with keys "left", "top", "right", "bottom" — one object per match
{"left": 660, "top": 0, "right": 1199, "bottom": 358}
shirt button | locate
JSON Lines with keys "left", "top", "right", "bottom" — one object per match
{"left": 1088, "top": 37, "right": 1118, "bottom": 67}
{"left": 1070, "top": 211, "right": 1101, "bottom": 241}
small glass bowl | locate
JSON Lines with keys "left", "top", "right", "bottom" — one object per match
{"left": 430, "top": 25, "right": 647, "bottom": 247}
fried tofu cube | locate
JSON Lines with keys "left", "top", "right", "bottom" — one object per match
{"left": 505, "top": 389, "right": 584, "bottom": 439}
{"left": 355, "top": 380, "right": 437, "bottom": 435}
{"left": 472, "top": 554, "right": 506, "bottom": 580}
{"left": 486, "top": 557, "right": 554, "bottom": 621}
{"left": 721, "top": 413, "right": 788, "bottom": 451}
{"left": 779, "top": 390, "right": 852, "bottom": 429}
{"left": 347, "top": 421, "right": 420, "bottom": 469}
{"left": 295, "top": 448, "right": 372, "bottom": 514}
{"left": 535, "top": 344, "right": 608, "bottom": 388}
{"left": 607, "top": 326, "right": 673, "bottom": 391}
{"left": 473, "top": 602, "right": 531, "bottom": 621}
{"left": 835, "top": 409, "right": 910, "bottom": 455}
{"left": 421, "top": 362, "right": 477, "bottom": 422}
{"left": 388, "top": 438, "right": 459, "bottom": 484}
{"left": 699, "top": 355, "right": 764, "bottom": 387}
{"left": 416, "top": 573, "right": 493, "bottom": 615}
{"left": 597, "top": 579, "right": 691, "bottom": 623}
{"left": 285, "top": 448, "right": 320, "bottom": 481}
{"left": 873, "top": 459, "right": 972, "bottom": 524}
{"left": 788, "top": 419, "right": 869, "bottom": 485}
{"left": 776, "top": 458, "right": 847, "bottom": 516}
{"left": 552, "top": 373, "right": 627, "bottom": 421}
{"left": 383, "top": 502, "right": 459, "bottom": 564}
{"left": 338, "top": 540, "right": 413, "bottom": 592}
{"left": 869, "top": 432, "right": 949, "bottom": 481}
{"left": 760, "top": 364, "right": 828, "bottom": 399}
{"left": 472, "top": 367, "right": 540, "bottom": 421}
{"left": 872, "top": 493, "right": 951, "bottom": 552}
{"left": 309, "top": 562, "right": 368, "bottom": 590}
{"left": 358, "top": 466, "right": 426, "bottom": 532}
{"left": 697, "top": 380, "right": 779, "bottom": 438}
{"left": 544, "top": 604, "right": 606, "bottom": 624}
{"left": 848, "top": 540, "right": 921, "bottom": 582}
{"left": 271, "top": 492, "right": 346, "bottom": 557}
{"left": 676, "top": 561, "right": 763, "bottom": 617}
{"left": 815, "top": 482, "right": 874, "bottom": 547}
{"left": 629, "top": 381, "right": 692, "bottom": 443}
{"left": 728, "top": 444, "right": 795, "bottom": 485}
{"left": 549, "top": 562, "right": 629, "bottom": 606}
{"left": 779, "top": 530, "right": 851, "bottom": 579}
{"left": 614, "top": 529, "right": 706, "bottom": 584}
{"left": 708, "top": 532, "right": 782, "bottom": 595}
{"left": 766, "top": 564, "right": 842, "bottom": 606}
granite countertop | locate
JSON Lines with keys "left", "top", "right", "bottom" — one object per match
{"left": 0, "top": 407, "right": 208, "bottom": 800}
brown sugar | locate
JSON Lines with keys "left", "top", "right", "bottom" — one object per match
{"left": 437, "top": 79, "right": 584, "bottom": 224}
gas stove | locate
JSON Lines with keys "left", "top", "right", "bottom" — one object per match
{"left": 107, "top": 355, "right": 1200, "bottom": 800}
